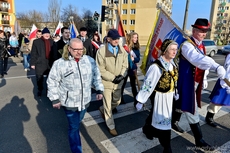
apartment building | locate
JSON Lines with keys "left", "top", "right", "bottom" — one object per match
{"left": 209, "top": 0, "right": 230, "bottom": 44}
{"left": 0, "top": 0, "right": 15, "bottom": 32}
{"left": 101, "top": 0, "right": 173, "bottom": 45}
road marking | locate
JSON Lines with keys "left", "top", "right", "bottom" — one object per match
{"left": 100, "top": 105, "right": 230, "bottom": 153}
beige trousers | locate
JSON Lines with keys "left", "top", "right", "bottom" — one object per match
{"left": 100, "top": 88, "right": 121, "bottom": 130}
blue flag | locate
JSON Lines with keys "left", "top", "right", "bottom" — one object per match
{"left": 70, "top": 24, "right": 76, "bottom": 38}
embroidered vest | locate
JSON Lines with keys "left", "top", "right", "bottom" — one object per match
{"left": 153, "top": 60, "right": 178, "bottom": 93}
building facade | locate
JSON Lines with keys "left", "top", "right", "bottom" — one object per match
{"left": 209, "top": 0, "right": 230, "bottom": 44}
{"left": 0, "top": 0, "right": 16, "bottom": 32}
{"left": 101, "top": 0, "right": 173, "bottom": 45}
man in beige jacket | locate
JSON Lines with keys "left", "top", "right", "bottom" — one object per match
{"left": 96, "top": 29, "right": 128, "bottom": 136}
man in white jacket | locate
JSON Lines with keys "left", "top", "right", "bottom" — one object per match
{"left": 47, "top": 38, "right": 104, "bottom": 153}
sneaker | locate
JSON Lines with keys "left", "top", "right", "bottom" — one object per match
{"left": 24, "top": 69, "right": 27, "bottom": 71}
{"left": 112, "top": 108, "right": 118, "bottom": 114}
{"left": 109, "top": 129, "right": 118, "bottom": 136}
{"left": 27, "top": 68, "right": 30, "bottom": 71}
{"left": 3, "top": 72, "right": 7, "bottom": 75}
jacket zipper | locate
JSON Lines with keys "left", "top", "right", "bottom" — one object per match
{"left": 77, "top": 62, "right": 83, "bottom": 109}
{"left": 64, "top": 91, "right": 69, "bottom": 104}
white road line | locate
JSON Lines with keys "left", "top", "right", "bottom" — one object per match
{"left": 83, "top": 101, "right": 152, "bottom": 127}
{"left": 100, "top": 105, "right": 230, "bottom": 153}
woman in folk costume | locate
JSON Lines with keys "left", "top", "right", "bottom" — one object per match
{"left": 205, "top": 53, "right": 230, "bottom": 127}
{"left": 136, "top": 39, "right": 179, "bottom": 153}
{"left": 121, "top": 32, "right": 141, "bottom": 106}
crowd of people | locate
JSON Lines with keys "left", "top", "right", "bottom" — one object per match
{"left": 1, "top": 18, "right": 230, "bottom": 153}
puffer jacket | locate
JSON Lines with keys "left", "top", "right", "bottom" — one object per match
{"left": 47, "top": 46, "right": 104, "bottom": 111}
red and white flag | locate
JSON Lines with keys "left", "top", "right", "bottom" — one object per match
{"left": 29, "top": 24, "right": 38, "bottom": 40}
{"left": 91, "top": 41, "right": 100, "bottom": 49}
{"left": 54, "top": 21, "right": 63, "bottom": 36}
{"left": 114, "top": 7, "right": 125, "bottom": 37}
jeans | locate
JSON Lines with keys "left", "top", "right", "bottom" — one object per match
{"left": 64, "top": 108, "right": 86, "bottom": 153}
{"left": 0, "top": 57, "right": 3, "bottom": 75}
{"left": 23, "top": 54, "right": 30, "bottom": 69}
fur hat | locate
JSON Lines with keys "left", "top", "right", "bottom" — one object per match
{"left": 191, "top": 18, "right": 211, "bottom": 31}
{"left": 80, "top": 27, "right": 87, "bottom": 31}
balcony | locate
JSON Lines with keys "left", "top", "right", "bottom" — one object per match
{"left": 0, "top": 7, "right": 8, "bottom": 12}
{"left": 1, "top": 20, "right": 9, "bottom": 25}
{"left": 218, "top": 16, "right": 224, "bottom": 20}
{"left": 219, "top": 9, "right": 225, "bottom": 13}
{"left": 107, "top": 14, "right": 113, "bottom": 19}
{"left": 221, "top": 2, "right": 226, "bottom": 6}
{"left": 108, "top": 4, "right": 114, "bottom": 9}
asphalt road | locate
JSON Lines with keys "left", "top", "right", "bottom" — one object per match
{"left": 0, "top": 52, "right": 230, "bottom": 153}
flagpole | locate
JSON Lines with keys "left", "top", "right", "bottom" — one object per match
{"left": 158, "top": 7, "right": 230, "bottom": 87}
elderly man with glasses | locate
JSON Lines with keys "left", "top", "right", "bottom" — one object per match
{"left": 47, "top": 38, "right": 104, "bottom": 153}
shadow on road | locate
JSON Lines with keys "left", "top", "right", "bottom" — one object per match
{"left": 0, "top": 96, "right": 31, "bottom": 152}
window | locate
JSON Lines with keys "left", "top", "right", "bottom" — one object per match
{"left": 219, "top": 0, "right": 224, "bottom": 3}
{"left": 130, "top": 20, "right": 135, "bottom": 25}
{"left": 123, "top": 0, "right": 128, "bottom": 4}
{"left": 123, "top": 20, "right": 127, "bottom": 25}
{"left": 227, "top": 0, "right": 230, "bottom": 3}
{"left": 130, "top": 9, "right": 136, "bottom": 14}
{"left": 106, "top": 0, "right": 112, "bottom": 4}
{"left": 223, "top": 20, "right": 227, "bottom": 23}
{"left": 131, "top": 0, "right": 136, "bottom": 3}
{"left": 224, "top": 13, "right": 228, "bottom": 17}
{"left": 130, "top": 30, "right": 134, "bottom": 32}
{"left": 225, "top": 6, "right": 229, "bottom": 10}
{"left": 122, "top": 9, "right": 127, "bottom": 14}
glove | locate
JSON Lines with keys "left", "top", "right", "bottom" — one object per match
{"left": 173, "top": 93, "right": 179, "bottom": 101}
{"left": 112, "top": 75, "right": 124, "bottom": 84}
{"left": 226, "top": 87, "right": 230, "bottom": 94}
{"left": 136, "top": 102, "right": 143, "bottom": 111}
{"left": 217, "top": 66, "right": 226, "bottom": 79}
{"left": 202, "top": 80, "right": 208, "bottom": 89}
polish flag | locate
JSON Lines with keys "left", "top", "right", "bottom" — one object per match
{"left": 54, "top": 21, "right": 63, "bottom": 36}
{"left": 29, "top": 24, "right": 38, "bottom": 40}
{"left": 114, "top": 7, "right": 125, "bottom": 37}
{"left": 91, "top": 41, "right": 100, "bottom": 49}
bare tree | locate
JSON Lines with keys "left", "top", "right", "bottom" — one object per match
{"left": 17, "top": 10, "right": 44, "bottom": 29}
{"left": 60, "top": 5, "right": 84, "bottom": 30}
{"left": 48, "top": 0, "right": 62, "bottom": 23}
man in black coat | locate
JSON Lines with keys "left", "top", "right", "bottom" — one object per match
{"left": 30, "top": 27, "right": 54, "bottom": 97}
{"left": 77, "top": 27, "right": 93, "bottom": 58}
{"left": 53, "top": 27, "right": 70, "bottom": 60}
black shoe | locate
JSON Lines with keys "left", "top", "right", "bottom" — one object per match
{"left": 0, "top": 75, "right": 4, "bottom": 78}
{"left": 196, "top": 139, "right": 215, "bottom": 151}
{"left": 37, "top": 91, "right": 42, "bottom": 97}
{"left": 142, "top": 126, "right": 153, "bottom": 140}
{"left": 112, "top": 108, "right": 118, "bottom": 114}
{"left": 3, "top": 72, "right": 7, "bottom": 75}
{"left": 205, "top": 112, "right": 217, "bottom": 127}
{"left": 172, "top": 121, "right": 185, "bottom": 133}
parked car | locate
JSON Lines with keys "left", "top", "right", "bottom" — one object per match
{"left": 202, "top": 39, "right": 218, "bottom": 57}
{"left": 222, "top": 44, "right": 230, "bottom": 54}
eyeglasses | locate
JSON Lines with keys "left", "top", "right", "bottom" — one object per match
{"left": 69, "top": 46, "right": 84, "bottom": 52}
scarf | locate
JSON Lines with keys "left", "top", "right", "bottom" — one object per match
{"left": 41, "top": 36, "right": 51, "bottom": 59}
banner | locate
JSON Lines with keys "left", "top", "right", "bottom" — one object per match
{"left": 140, "top": 9, "right": 187, "bottom": 74}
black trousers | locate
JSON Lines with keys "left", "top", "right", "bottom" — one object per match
{"left": 143, "top": 94, "right": 172, "bottom": 153}
{"left": 121, "top": 74, "right": 138, "bottom": 103}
